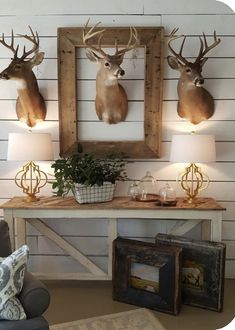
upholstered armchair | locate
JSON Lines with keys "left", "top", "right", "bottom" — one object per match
{"left": 0, "top": 220, "right": 50, "bottom": 330}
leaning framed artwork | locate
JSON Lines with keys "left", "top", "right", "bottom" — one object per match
{"left": 112, "top": 237, "right": 182, "bottom": 315}
{"left": 57, "top": 26, "right": 164, "bottom": 158}
{"left": 155, "top": 234, "right": 226, "bottom": 312}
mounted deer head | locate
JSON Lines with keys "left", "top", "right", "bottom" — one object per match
{"left": 167, "top": 28, "right": 221, "bottom": 125}
{"left": 83, "top": 20, "right": 138, "bottom": 124}
{"left": 0, "top": 26, "right": 46, "bottom": 127}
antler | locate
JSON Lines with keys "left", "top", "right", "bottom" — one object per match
{"left": 83, "top": 19, "right": 107, "bottom": 57}
{"left": 167, "top": 28, "right": 189, "bottom": 65}
{"left": 83, "top": 20, "right": 139, "bottom": 58}
{"left": 195, "top": 31, "right": 221, "bottom": 63}
{"left": 17, "top": 26, "right": 39, "bottom": 60}
{"left": 0, "top": 30, "right": 19, "bottom": 59}
{"left": 0, "top": 26, "right": 39, "bottom": 60}
{"left": 114, "top": 27, "right": 139, "bottom": 57}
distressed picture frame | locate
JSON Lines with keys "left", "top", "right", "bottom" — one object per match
{"left": 112, "top": 237, "right": 182, "bottom": 315}
{"left": 57, "top": 26, "right": 164, "bottom": 158}
{"left": 155, "top": 234, "right": 226, "bottom": 312}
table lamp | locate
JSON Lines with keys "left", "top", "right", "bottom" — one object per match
{"left": 170, "top": 133, "right": 216, "bottom": 203}
{"left": 7, "top": 132, "right": 54, "bottom": 202}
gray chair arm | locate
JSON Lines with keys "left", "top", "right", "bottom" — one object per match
{"left": 0, "top": 317, "right": 49, "bottom": 330}
{"left": 18, "top": 272, "right": 50, "bottom": 318}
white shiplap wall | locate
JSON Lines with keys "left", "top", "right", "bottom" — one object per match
{"left": 0, "top": 0, "right": 235, "bottom": 278}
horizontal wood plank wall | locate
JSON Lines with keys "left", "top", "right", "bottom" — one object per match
{"left": 0, "top": 0, "right": 235, "bottom": 278}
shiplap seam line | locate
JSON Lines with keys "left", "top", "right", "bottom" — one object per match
{"left": 161, "top": 140, "right": 235, "bottom": 143}
{"left": 162, "top": 99, "right": 235, "bottom": 101}
{"left": 162, "top": 14, "right": 235, "bottom": 17}
{"left": 163, "top": 78, "right": 235, "bottom": 81}
{"left": 2, "top": 179, "right": 235, "bottom": 183}
{"left": 0, "top": 14, "right": 156, "bottom": 18}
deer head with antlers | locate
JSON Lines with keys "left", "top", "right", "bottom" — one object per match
{"left": 167, "top": 29, "right": 221, "bottom": 125}
{"left": 0, "top": 26, "right": 46, "bottom": 127}
{"left": 83, "top": 21, "right": 139, "bottom": 124}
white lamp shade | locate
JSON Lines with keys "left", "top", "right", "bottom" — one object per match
{"left": 170, "top": 134, "right": 216, "bottom": 163}
{"left": 7, "top": 133, "right": 54, "bottom": 161}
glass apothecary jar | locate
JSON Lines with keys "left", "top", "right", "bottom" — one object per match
{"left": 127, "top": 181, "right": 141, "bottom": 201}
{"left": 159, "top": 182, "right": 177, "bottom": 206}
{"left": 137, "top": 171, "right": 158, "bottom": 201}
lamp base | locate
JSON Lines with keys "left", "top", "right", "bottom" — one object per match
{"left": 179, "top": 163, "right": 209, "bottom": 203}
{"left": 183, "top": 197, "right": 203, "bottom": 204}
{"left": 15, "top": 161, "right": 47, "bottom": 203}
{"left": 23, "top": 194, "right": 40, "bottom": 203}
{"left": 184, "top": 197, "right": 195, "bottom": 204}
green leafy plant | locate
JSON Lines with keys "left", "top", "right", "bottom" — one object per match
{"left": 51, "top": 153, "right": 128, "bottom": 196}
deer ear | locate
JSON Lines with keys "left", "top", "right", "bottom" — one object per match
{"left": 30, "top": 52, "right": 45, "bottom": 67}
{"left": 85, "top": 49, "right": 101, "bottom": 62}
{"left": 167, "top": 56, "right": 181, "bottom": 70}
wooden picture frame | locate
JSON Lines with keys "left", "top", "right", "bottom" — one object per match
{"left": 155, "top": 234, "right": 226, "bottom": 312}
{"left": 112, "top": 237, "right": 182, "bottom": 315}
{"left": 57, "top": 26, "right": 164, "bottom": 158}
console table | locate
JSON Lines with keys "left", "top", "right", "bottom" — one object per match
{"left": 1, "top": 196, "right": 225, "bottom": 280}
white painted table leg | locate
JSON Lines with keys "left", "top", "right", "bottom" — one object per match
{"left": 201, "top": 220, "right": 211, "bottom": 241}
{"left": 107, "top": 218, "right": 117, "bottom": 278}
{"left": 3, "top": 209, "right": 15, "bottom": 250}
{"left": 211, "top": 211, "right": 223, "bottom": 242}
{"left": 15, "top": 218, "right": 27, "bottom": 248}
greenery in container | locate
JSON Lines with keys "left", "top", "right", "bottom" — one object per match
{"left": 51, "top": 152, "right": 128, "bottom": 196}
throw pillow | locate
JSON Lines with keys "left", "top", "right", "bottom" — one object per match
{"left": 0, "top": 245, "right": 29, "bottom": 320}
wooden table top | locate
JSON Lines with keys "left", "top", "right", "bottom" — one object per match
{"left": 0, "top": 196, "right": 226, "bottom": 211}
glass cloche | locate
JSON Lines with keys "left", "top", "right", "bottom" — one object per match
{"left": 127, "top": 181, "right": 141, "bottom": 201}
{"left": 159, "top": 182, "right": 177, "bottom": 206}
{"left": 137, "top": 171, "right": 158, "bottom": 201}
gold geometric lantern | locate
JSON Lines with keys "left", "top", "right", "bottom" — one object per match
{"left": 7, "top": 132, "right": 54, "bottom": 202}
{"left": 170, "top": 133, "right": 216, "bottom": 203}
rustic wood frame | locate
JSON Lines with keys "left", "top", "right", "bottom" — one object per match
{"left": 155, "top": 234, "right": 226, "bottom": 312}
{"left": 112, "top": 237, "right": 182, "bottom": 315}
{"left": 57, "top": 26, "right": 164, "bottom": 158}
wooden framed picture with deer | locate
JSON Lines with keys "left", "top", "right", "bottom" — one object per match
{"left": 57, "top": 23, "right": 164, "bottom": 158}
{"left": 155, "top": 234, "right": 226, "bottom": 312}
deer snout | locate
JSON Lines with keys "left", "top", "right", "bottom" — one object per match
{"left": 0, "top": 72, "right": 10, "bottom": 80}
{"left": 194, "top": 77, "right": 204, "bottom": 87}
{"left": 114, "top": 69, "right": 125, "bottom": 78}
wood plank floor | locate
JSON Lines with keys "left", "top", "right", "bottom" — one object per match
{"left": 44, "top": 280, "right": 235, "bottom": 330}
